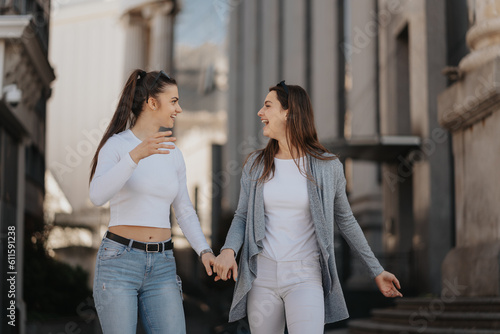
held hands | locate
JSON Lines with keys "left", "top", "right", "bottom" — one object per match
{"left": 375, "top": 271, "right": 403, "bottom": 298}
{"left": 208, "top": 253, "right": 401, "bottom": 293}
{"left": 201, "top": 252, "right": 216, "bottom": 276}
{"left": 129, "top": 131, "right": 176, "bottom": 164}
{"left": 213, "top": 249, "right": 238, "bottom": 282}
{"left": 201, "top": 249, "right": 238, "bottom": 282}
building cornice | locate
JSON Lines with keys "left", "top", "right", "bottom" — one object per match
{"left": 0, "top": 15, "right": 32, "bottom": 37}
{"left": 120, "top": 0, "right": 177, "bottom": 18}
{"left": 0, "top": 15, "right": 55, "bottom": 88}
{"left": 438, "top": 56, "right": 500, "bottom": 130}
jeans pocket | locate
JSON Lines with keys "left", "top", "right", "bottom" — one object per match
{"left": 98, "top": 240, "right": 127, "bottom": 260}
{"left": 163, "top": 249, "right": 175, "bottom": 262}
{"left": 176, "top": 275, "right": 184, "bottom": 301}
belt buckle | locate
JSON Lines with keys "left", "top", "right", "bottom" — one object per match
{"left": 146, "top": 243, "right": 160, "bottom": 253}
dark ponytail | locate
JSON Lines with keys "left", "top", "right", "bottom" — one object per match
{"left": 89, "top": 69, "right": 176, "bottom": 182}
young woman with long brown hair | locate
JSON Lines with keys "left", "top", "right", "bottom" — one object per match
{"left": 89, "top": 69, "right": 215, "bottom": 334}
{"left": 213, "top": 81, "right": 402, "bottom": 333}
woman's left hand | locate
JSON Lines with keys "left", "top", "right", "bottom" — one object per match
{"left": 201, "top": 252, "right": 216, "bottom": 276}
{"left": 375, "top": 271, "right": 403, "bottom": 298}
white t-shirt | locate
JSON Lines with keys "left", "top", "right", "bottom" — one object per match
{"left": 89, "top": 129, "right": 209, "bottom": 255}
{"left": 262, "top": 158, "right": 319, "bottom": 261}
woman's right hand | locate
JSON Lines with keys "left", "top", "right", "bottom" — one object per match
{"left": 375, "top": 271, "right": 403, "bottom": 297}
{"left": 214, "top": 249, "right": 238, "bottom": 282}
{"left": 129, "top": 131, "right": 176, "bottom": 164}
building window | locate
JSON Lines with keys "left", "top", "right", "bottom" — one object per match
{"left": 396, "top": 25, "right": 411, "bottom": 135}
{"left": 1, "top": 129, "right": 19, "bottom": 213}
{"left": 25, "top": 144, "right": 45, "bottom": 188}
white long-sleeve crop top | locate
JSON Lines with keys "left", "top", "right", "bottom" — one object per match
{"left": 89, "top": 129, "right": 210, "bottom": 255}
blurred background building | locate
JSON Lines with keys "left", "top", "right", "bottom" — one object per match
{"left": 0, "top": 1, "right": 54, "bottom": 333}
{"left": 44, "top": 0, "right": 228, "bottom": 332}
{"left": 225, "top": 0, "right": 449, "bottom": 299}
{"left": 0, "top": 0, "right": 496, "bottom": 333}
{"left": 46, "top": 0, "right": 183, "bottom": 287}
{"left": 223, "top": 0, "right": 499, "bottom": 333}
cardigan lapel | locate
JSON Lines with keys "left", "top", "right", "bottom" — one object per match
{"left": 249, "top": 162, "right": 266, "bottom": 248}
{"left": 253, "top": 180, "right": 265, "bottom": 246}
{"left": 308, "top": 157, "right": 331, "bottom": 253}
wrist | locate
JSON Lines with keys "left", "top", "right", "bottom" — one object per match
{"left": 199, "top": 248, "right": 213, "bottom": 259}
{"left": 221, "top": 248, "right": 235, "bottom": 257}
{"left": 129, "top": 151, "right": 141, "bottom": 164}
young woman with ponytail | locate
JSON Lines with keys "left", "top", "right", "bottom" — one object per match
{"left": 213, "top": 82, "right": 402, "bottom": 333}
{"left": 89, "top": 69, "right": 215, "bottom": 334}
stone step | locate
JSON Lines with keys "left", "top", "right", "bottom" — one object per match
{"left": 369, "top": 308, "right": 500, "bottom": 329}
{"left": 395, "top": 297, "right": 500, "bottom": 313}
{"left": 349, "top": 319, "right": 500, "bottom": 334}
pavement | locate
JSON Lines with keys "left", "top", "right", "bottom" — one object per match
{"left": 325, "top": 329, "right": 349, "bottom": 334}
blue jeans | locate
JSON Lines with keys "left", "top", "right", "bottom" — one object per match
{"left": 93, "top": 236, "right": 185, "bottom": 334}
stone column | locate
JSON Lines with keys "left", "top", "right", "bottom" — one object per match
{"left": 283, "top": 0, "right": 307, "bottom": 86}
{"left": 241, "top": 0, "right": 258, "bottom": 146}
{"left": 459, "top": 0, "right": 500, "bottom": 72}
{"left": 147, "top": 2, "right": 175, "bottom": 72}
{"left": 311, "top": 0, "right": 338, "bottom": 141}
{"left": 123, "top": 12, "right": 146, "bottom": 76}
{"left": 438, "top": 0, "right": 500, "bottom": 297}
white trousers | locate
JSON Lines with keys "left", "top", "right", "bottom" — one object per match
{"left": 247, "top": 254, "right": 325, "bottom": 334}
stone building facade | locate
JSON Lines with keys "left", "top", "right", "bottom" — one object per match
{"left": 46, "top": 0, "right": 179, "bottom": 288}
{"left": 0, "top": 1, "right": 55, "bottom": 333}
{"left": 223, "top": 2, "right": 499, "bottom": 331}
{"left": 439, "top": 0, "right": 500, "bottom": 298}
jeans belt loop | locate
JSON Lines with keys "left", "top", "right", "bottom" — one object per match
{"left": 127, "top": 238, "right": 134, "bottom": 251}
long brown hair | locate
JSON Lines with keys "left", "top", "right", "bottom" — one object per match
{"left": 89, "top": 69, "right": 177, "bottom": 182}
{"left": 250, "top": 83, "right": 337, "bottom": 183}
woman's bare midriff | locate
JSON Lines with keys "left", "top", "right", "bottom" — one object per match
{"left": 109, "top": 225, "right": 171, "bottom": 242}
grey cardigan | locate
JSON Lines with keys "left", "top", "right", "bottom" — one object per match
{"left": 221, "top": 153, "right": 384, "bottom": 324}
